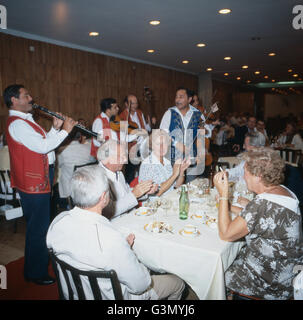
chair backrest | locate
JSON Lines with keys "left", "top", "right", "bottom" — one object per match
{"left": 73, "top": 160, "right": 98, "bottom": 172}
{"left": 0, "top": 169, "right": 18, "bottom": 204}
{"left": 49, "top": 249, "right": 123, "bottom": 300}
{"left": 279, "top": 149, "right": 301, "bottom": 165}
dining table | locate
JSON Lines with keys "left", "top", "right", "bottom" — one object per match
{"left": 111, "top": 178, "right": 245, "bottom": 300}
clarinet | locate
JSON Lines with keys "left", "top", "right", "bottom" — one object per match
{"left": 32, "top": 104, "right": 98, "bottom": 138}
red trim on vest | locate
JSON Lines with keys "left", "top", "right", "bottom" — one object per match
{"left": 90, "top": 114, "right": 120, "bottom": 158}
{"left": 5, "top": 116, "right": 50, "bottom": 194}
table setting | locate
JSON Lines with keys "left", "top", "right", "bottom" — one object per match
{"left": 111, "top": 177, "right": 246, "bottom": 299}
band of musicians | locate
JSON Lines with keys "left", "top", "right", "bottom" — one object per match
{"left": 2, "top": 82, "right": 302, "bottom": 301}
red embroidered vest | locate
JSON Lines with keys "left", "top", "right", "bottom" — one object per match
{"left": 90, "top": 114, "right": 117, "bottom": 158}
{"left": 5, "top": 116, "right": 50, "bottom": 194}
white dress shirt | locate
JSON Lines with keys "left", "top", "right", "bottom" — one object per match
{"left": 130, "top": 111, "right": 151, "bottom": 132}
{"left": 99, "top": 162, "right": 138, "bottom": 219}
{"left": 92, "top": 112, "right": 138, "bottom": 147}
{"left": 160, "top": 105, "right": 214, "bottom": 140}
{"left": 57, "top": 141, "right": 95, "bottom": 197}
{"left": 46, "top": 207, "right": 157, "bottom": 300}
{"left": 291, "top": 134, "right": 303, "bottom": 151}
{"left": 8, "top": 110, "right": 68, "bottom": 165}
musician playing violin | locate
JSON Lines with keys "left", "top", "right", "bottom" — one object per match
{"left": 119, "top": 94, "right": 151, "bottom": 183}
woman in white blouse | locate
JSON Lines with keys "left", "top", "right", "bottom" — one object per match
{"left": 139, "top": 130, "right": 190, "bottom": 196}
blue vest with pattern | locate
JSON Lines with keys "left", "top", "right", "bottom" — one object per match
{"left": 168, "top": 108, "right": 202, "bottom": 162}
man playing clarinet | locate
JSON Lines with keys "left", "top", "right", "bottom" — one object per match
{"left": 4, "top": 84, "right": 77, "bottom": 285}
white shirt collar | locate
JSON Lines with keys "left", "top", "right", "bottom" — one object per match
{"left": 9, "top": 109, "right": 34, "bottom": 121}
{"left": 101, "top": 112, "right": 110, "bottom": 121}
{"left": 99, "top": 161, "right": 121, "bottom": 181}
{"left": 171, "top": 104, "right": 198, "bottom": 118}
{"left": 71, "top": 206, "right": 110, "bottom": 224}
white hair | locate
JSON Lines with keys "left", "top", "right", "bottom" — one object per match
{"left": 97, "top": 139, "right": 120, "bottom": 163}
{"left": 70, "top": 165, "right": 108, "bottom": 209}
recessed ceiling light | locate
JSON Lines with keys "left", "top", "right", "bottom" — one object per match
{"left": 299, "top": 78, "right": 302, "bottom": 81}
{"left": 293, "top": 74, "right": 299, "bottom": 77}
{"left": 206, "top": 67, "right": 213, "bottom": 71}
{"left": 89, "top": 32, "right": 99, "bottom": 36}
{"left": 224, "top": 56, "right": 231, "bottom": 60}
{"left": 272, "top": 79, "right": 276, "bottom": 82}
{"left": 236, "top": 77, "right": 241, "bottom": 80}
{"left": 219, "top": 8, "right": 232, "bottom": 14}
{"left": 288, "top": 69, "right": 293, "bottom": 72}
{"left": 224, "top": 73, "right": 229, "bottom": 76}
{"left": 146, "top": 49, "right": 155, "bottom": 53}
{"left": 255, "top": 71, "right": 261, "bottom": 75}
{"left": 149, "top": 20, "right": 160, "bottom": 25}
{"left": 196, "top": 43, "right": 206, "bottom": 47}
{"left": 246, "top": 80, "right": 251, "bottom": 83}
{"left": 268, "top": 52, "right": 276, "bottom": 56}
{"left": 264, "top": 75, "right": 269, "bottom": 79}
{"left": 242, "top": 65, "right": 248, "bottom": 69}
{"left": 182, "top": 60, "right": 189, "bottom": 64}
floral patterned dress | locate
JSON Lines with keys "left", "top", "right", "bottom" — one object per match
{"left": 225, "top": 187, "right": 303, "bottom": 299}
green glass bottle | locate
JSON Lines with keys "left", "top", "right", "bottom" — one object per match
{"left": 179, "top": 185, "right": 189, "bottom": 220}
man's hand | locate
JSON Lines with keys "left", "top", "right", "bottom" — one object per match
{"left": 126, "top": 234, "right": 135, "bottom": 248}
{"left": 132, "top": 180, "right": 154, "bottom": 198}
{"left": 62, "top": 116, "right": 78, "bottom": 134}
{"left": 53, "top": 112, "right": 64, "bottom": 130}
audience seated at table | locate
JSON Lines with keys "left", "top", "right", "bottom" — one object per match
{"left": 276, "top": 122, "right": 296, "bottom": 147}
{"left": 97, "top": 139, "right": 158, "bottom": 219}
{"left": 47, "top": 165, "right": 185, "bottom": 300}
{"left": 214, "top": 148, "right": 303, "bottom": 300}
{"left": 138, "top": 129, "right": 190, "bottom": 197}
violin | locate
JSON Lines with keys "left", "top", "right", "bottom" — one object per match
{"left": 110, "top": 115, "right": 139, "bottom": 134}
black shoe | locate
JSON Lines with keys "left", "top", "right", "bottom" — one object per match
{"left": 25, "top": 275, "right": 56, "bottom": 285}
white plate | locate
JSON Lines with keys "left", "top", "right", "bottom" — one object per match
{"left": 179, "top": 229, "right": 200, "bottom": 237}
{"left": 190, "top": 214, "right": 206, "bottom": 222}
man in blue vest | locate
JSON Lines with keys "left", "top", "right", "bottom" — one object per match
{"left": 160, "top": 87, "right": 206, "bottom": 182}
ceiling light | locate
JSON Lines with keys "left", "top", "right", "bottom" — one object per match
{"left": 236, "top": 77, "right": 241, "bottom": 80}
{"left": 224, "top": 56, "right": 231, "bottom": 60}
{"left": 264, "top": 75, "right": 269, "bottom": 79}
{"left": 268, "top": 53, "right": 276, "bottom": 56}
{"left": 224, "top": 73, "right": 229, "bottom": 76}
{"left": 182, "top": 60, "right": 189, "bottom": 64}
{"left": 219, "top": 9, "right": 231, "bottom": 14}
{"left": 293, "top": 74, "right": 299, "bottom": 77}
{"left": 272, "top": 79, "right": 276, "bottom": 82}
{"left": 206, "top": 68, "right": 212, "bottom": 71}
{"left": 149, "top": 20, "right": 160, "bottom": 25}
{"left": 242, "top": 65, "right": 248, "bottom": 69}
{"left": 89, "top": 32, "right": 99, "bottom": 36}
{"left": 197, "top": 43, "right": 206, "bottom": 47}
{"left": 255, "top": 71, "right": 261, "bottom": 75}
{"left": 288, "top": 69, "right": 293, "bottom": 73}
{"left": 246, "top": 80, "right": 251, "bottom": 83}
{"left": 299, "top": 78, "right": 302, "bottom": 81}
{"left": 146, "top": 49, "right": 155, "bottom": 53}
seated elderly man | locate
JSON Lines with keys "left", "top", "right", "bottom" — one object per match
{"left": 47, "top": 165, "right": 184, "bottom": 300}
{"left": 214, "top": 148, "right": 303, "bottom": 300}
{"left": 97, "top": 139, "right": 158, "bottom": 219}
{"left": 139, "top": 129, "right": 191, "bottom": 197}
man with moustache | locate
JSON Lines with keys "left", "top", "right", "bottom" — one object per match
{"left": 4, "top": 84, "right": 76, "bottom": 284}
{"left": 160, "top": 87, "right": 207, "bottom": 181}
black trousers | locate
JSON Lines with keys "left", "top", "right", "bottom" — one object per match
{"left": 18, "top": 167, "right": 54, "bottom": 280}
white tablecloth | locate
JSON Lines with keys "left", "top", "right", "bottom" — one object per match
{"left": 112, "top": 187, "right": 244, "bottom": 300}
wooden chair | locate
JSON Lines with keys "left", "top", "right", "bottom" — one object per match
{"left": 279, "top": 149, "right": 301, "bottom": 165}
{"left": 49, "top": 249, "right": 123, "bottom": 300}
{"left": 0, "top": 169, "right": 22, "bottom": 233}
